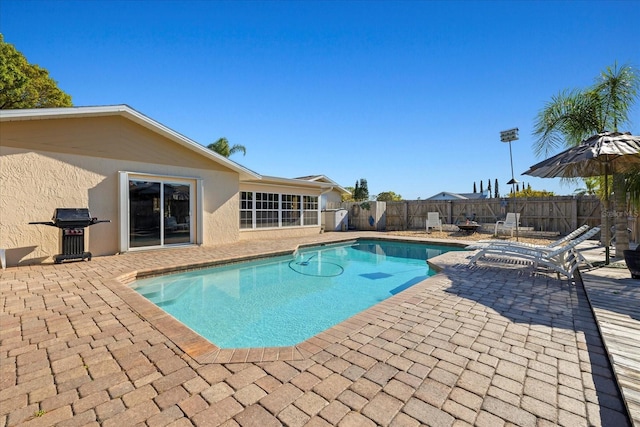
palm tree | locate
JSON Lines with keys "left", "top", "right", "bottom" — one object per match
{"left": 207, "top": 137, "right": 246, "bottom": 158}
{"left": 627, "top": 171, "right": 640, "bottom": 215}
{"left": 573, "top": 177, "right": 600, "bottom": 197}
{"left": 533, "top": 63, "right": 639, "bottom": 254}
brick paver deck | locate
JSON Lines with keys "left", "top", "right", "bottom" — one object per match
{"left": 581, "top": 267, "right": 640, "bottom": 426}
{"left": 0, "top": 232, "right": 633, "bottom": 426}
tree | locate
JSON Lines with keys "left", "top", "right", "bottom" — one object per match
{"left": 353, "top": 179, "right": 369, "bottom": 201}
{"left": 487, "top": 179, "right": 492, "bottom": 197}
{"left": 342, "top": 186, "right": 355, "bottom": 202}
{"left": 574, "top": 177, "right": 600, "bottom": 197}
{"left": 626, "top": 171, "right": 640, "bottom": 215}
{"left": 0, "top": 34, "right": 72, "bottom": 109}
{"left": 473, "top": 182, "right": 477, "bottom": 193}
{"left": 207, "top": 137, "right": 246, "bottom": 158}
{"left": 360, "top": 179, "right": 369, "bottom": 200}
{"left": 533, "top": 63, "right": 639, "bottom": 254}
{"left": 514, "top": 188, "right": 555, "bottom": 197}
{"left": 376, "top": 191, "right": 402, "bottom": 201}
{"left": 480, "top": 181, "right": 484, "bottom": 193}
{"left": 494, "top": 179, "right": 499, "bottom": 198}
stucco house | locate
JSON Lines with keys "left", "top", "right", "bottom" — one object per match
{"left": 295, "top": 175, "right": 351, "bottom": 209}
{"left": 427, "top": 190, "right": 491, "bottom": 200}
{"left": 0, "top": 105, "right": 339, "bottom": 267}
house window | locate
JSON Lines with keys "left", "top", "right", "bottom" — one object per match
{"left": 240, "top": 191, "right": 253, "bottom": 229}
{"left": 282, "top": 194, "right": 301, "bottom": 227}
{"left": 255, "top": 192, "right": 279, "bottom": 228}
{"left": 239, "top": 191, "right": 319, "bottom": 230}
{"left": 303, "top": 196, "right": 319, "bottom": 225}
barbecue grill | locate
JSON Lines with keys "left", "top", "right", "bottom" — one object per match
{"left": 30, "top": 208, "right": 110, "bottom": 264}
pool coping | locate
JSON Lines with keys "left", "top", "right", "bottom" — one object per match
{"left": 108, "top": 237, "right": 465, "bottom": 364}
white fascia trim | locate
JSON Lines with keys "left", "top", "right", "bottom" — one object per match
{"left": 243, "top": 182, "right": 326, "bottom": 193}
{"left": 245, "top": 175, "right": 333, "bottom": 190}
{"left": 296, "top": 175, "right": 351, "bottom": 195}
{"left": 307, "top": 175, "right": 336, "bottom": 184}
{"left": 0, "top": 105, "right": 262, "bottom": 181}
{"left": 321, "top": 186, "right": 335, "bottom": 195}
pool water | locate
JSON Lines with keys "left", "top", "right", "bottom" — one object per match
{"left": 131, "top": 240, "right": 457, "bottom": 348}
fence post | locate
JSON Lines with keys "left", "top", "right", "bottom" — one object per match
{"left": 404, "top": 201, "right": 408, "bottom": 230}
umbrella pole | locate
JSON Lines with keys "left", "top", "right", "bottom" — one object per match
{"left": 604, "top": 171, "right": 610, "bottom": 265}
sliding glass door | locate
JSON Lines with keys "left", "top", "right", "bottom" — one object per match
{"left": 129, "top": 179, "right": 192, "bottom": 248}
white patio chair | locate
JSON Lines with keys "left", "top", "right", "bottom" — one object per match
{"left": 468, "top": 227, "right": 600, "bottom": 281}
{"left": 426, "top": 212, "right": 442, "bottom": 233}
{"left": 494, "top": 213, "right": 520, "bottom": 237}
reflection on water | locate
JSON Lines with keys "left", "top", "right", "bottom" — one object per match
{"left": 132, "top": 240, "right": 458, "bottom": 348}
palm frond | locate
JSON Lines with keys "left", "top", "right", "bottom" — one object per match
{"left": 626, "top": 170, "right": 640, "bottom": 212}
{"left": 594, "top": 63, "right": 640, "bottom": 132}
{"left": 229, "top": 144, "right": 247, "bottom": 156}
{"left": 532, "top": 89, "right": 601, "bottom": 157}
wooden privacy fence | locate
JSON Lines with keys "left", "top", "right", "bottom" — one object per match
{"left": 384, "top": 196, "right": 603, "bottom": 234}
{"left": 328, "top": 196, "right": 640, "bottom": 240}
{"left": 335, "top": 196, "right": 602, "bottom": 234}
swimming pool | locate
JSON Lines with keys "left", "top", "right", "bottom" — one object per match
{"left": 131, "top": 239, "right": 457, "bottom": 348}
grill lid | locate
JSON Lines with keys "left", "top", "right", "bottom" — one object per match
{"left": 53, "top": 208, "right": 92, "bottom": 221}
{"left": 30, "top": 208, "right": 110, "bottom": 228}
{"left": 51, "top": 208, "right": 97, "bottom": 227}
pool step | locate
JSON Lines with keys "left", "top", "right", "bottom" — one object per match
{"left": 133, "top": 277, "right": 201, "bottom": 304}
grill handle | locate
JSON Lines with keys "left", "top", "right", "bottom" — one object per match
{"left": 29, "top": 221, "right": 57, "bottom": 227}
{"left": 90, "top": 219, "right": 111, "bottom": 224}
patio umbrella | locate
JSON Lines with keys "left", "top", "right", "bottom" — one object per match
{"left": 523, "top": 131, "right": 640, "bottom": 264}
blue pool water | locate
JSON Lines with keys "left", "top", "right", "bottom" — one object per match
{"left": 131, "top": 240, "right": 458, "bottom": 348}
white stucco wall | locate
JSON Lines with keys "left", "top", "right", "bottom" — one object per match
{"left": 321, "top": 189, "right": 345, "bottom": 209}
{"left": 239, "top": 227, "right": 321, "bottom": 241}
{"left": 0, "top": 146, "right": 239, "bottom": 266}
{"left": 0, "top": 111, "right": 334, "bottom": 266}
{"left": 0, "top": 114, "right": 246, "bottom": 267}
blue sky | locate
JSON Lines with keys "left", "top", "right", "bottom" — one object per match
{"left": 2, "top": 0, "right": 639, "bottom": 199}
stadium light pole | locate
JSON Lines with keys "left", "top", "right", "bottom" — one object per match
{"left": 500, "top": 128, "right": 519, "bottom": 241}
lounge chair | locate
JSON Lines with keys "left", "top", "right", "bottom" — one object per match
{"left": 468, "top": 224, "right": 590, "bottom": 250}
{"left": 468, "top": 227, "right": 600, "bottom": 281}
{"left": 494, "top": 213, "right": 520, "bottom": 237}
{"left": 426, "top": 212, "right": 443, "bottom": 233}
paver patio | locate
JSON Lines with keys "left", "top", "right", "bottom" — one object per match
{"left": 0, "top": 232, "right": 634, "bottom": 426}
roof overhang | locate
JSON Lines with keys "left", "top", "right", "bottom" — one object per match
{"left": 242, "top": 175, "right": 335, "bottom": 191}
{"left": 0, "top": 105, "right": 262, "bottom": 181}
{"left": 427, "top": 192, "right": 468, "bottom": 200}
{"left": 294, "top": 175, "right": 351, "bottom": 195}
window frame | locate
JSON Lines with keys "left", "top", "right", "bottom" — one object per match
{"left": 240, "top": 191, "right": 254, "bottom": 229}
{"left": 255, "top": 192, "right": 280, "bottom": 229}
{"left": 240, "top": 190, "right": 320, "bottom": 230}
{"left": 303, "top": 195, "right": 319, "bottom": 226}
{"left": 119, "top": 171, "right": 202, "bottom": 252}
